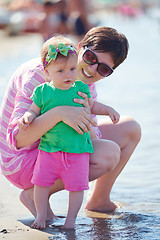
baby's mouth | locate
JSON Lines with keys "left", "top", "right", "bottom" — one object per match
{"left": 65, "top": 80, "right": 72, "bottom": 84}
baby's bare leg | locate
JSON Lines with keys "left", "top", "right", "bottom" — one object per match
{"left": 20, "top": 179, "right": 64, "bottom": 220}
{"left": 62, "top": 191, "right": 84, "bottom": 229}
{"left": 31, "top": 185, "right": 49, "bottom": 229}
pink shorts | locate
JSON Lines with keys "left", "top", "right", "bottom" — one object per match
{"left": 5, "top": 148, "right": 38, "bottom": 189}
{"left": 31, "top": 150, "right": 89, "bottom": 191}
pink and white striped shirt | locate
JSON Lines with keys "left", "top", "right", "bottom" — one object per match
{"left": 0, "top": 58, "right": 101, "bottom": 175}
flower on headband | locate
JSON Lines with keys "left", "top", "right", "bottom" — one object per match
{"left": 43, "top": 43, "right": 77, "bottom": 69}
{"left": 57, "top": 43, "right": 68, "bottom": 56}
{"left": 48, "top": 45, "right": 58, "bottom": 60}
{"left": 48, "top": 43, "right": 68, "bottom": 61}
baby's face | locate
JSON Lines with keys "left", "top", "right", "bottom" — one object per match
{"left": 46, "top": 54, "right": 78, "bottom": 90}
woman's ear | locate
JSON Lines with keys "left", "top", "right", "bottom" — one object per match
{"left": 77, "top": 41, "right": 82, "bottom": 50}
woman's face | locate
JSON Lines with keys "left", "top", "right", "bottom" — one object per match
{"left": 77, "top": 45, "right": 114, "bottom": 84}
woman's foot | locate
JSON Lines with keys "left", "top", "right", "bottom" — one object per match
{"left": 85, "top": 198, "right": 118, "bottom": 213}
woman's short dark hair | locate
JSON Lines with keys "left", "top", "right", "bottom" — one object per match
{"left": 81, "top": 26, "right": 129, "bottom": 69}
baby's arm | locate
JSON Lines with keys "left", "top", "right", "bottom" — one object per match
{"left": 89, "top": 98, "right": 120, "bottom": 124}
{"left": 18, "top": 102, "right": 41, "bottom": 130}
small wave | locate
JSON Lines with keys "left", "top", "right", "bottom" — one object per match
{"left": 122, "top": 212, "right": 145, "bottom": 223}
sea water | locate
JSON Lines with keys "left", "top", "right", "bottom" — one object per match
{"left": 0, "top": 12, "right": 160, "bottom": 240}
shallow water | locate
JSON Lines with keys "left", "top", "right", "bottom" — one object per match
{"left": 47, "top": 213, "right": 160, "bottom": 240}
{"left": 1, "top": 12, "right": 160, "bottom": 240}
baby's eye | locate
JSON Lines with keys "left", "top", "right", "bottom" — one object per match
{"left": 71, "top": 67, "right": 76, "bottom": 71}
{"left": 58, "top": 69, "right": 63, "bottom": 73}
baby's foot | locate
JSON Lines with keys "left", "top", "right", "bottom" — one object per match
{"left": 61, "top": 223, "right": 75, "bottom": 229}
{"left": 62, "top": 217, "right": 76, "bottom": 229}
{"left": 31, "top": 218, "right": 46, "bottom": 229}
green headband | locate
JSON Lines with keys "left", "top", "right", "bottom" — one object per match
{"left": 43, "top": 43, "right": 77, "bottom": 69}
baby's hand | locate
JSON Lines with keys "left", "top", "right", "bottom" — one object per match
{"left": 108, "top": 108, "right": 120, "bottom": 124}
{"left": 18, "top": 116, "right": 30, "bottom": 130}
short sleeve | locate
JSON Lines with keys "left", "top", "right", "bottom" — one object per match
{"left": 77, "top": 81, "right": 92, "bottom": 98}
{"left": 31, "top": 85, "right": 43, "bottom": 108}
{"left": 83, "top": 84, "right": 92, "bottom": 98}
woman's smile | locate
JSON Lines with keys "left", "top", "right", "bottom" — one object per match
{"left": 82, "top": 68, "right": 92, "bottom": 78}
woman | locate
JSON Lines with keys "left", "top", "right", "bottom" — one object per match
{"left": 0, "top": 27, "right": 141, "bottom": 219}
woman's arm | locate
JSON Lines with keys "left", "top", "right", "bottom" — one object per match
{"left": 15, "top": 93, "right": 97, "bottom": 148}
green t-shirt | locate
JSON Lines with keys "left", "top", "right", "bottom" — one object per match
{"left": 31, "top": 81, "right": 94, "bottom": 153}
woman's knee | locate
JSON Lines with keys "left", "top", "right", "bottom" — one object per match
{"left": 125, "top": 117, "right": 141, "bottom": 144}
{"left": 105, "top": 141, "right": 120, "bottom": 171}
{"left": 92, "top": 139, "right": 120, "bottom": 172}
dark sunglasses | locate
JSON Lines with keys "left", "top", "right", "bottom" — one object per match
{"left": 82, "top": 47, "right": 113, "bottom": 77}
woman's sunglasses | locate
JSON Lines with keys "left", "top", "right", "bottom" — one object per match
{"left": 82, "top": 47, "right": 113, "bottom": 77}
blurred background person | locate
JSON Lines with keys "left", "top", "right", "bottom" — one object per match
{"left": 7, "top": 0, "right": 43, "bottom": 35}
{"left": 67, "top": 0, "right": 95, "bottom": 40}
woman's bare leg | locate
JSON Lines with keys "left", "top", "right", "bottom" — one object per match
{"left": 88, "top": 139, "right": 121, "bottom": 181}
{"left": 20, "top": 187, "right": 36, "bottom": 217}
{"left": 85, "top": 116, "right": 141, "bottom": 212}
{"left": 20, "top": 179, "right": 65, "bottom": 220}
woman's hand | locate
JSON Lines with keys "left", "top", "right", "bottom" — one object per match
{"left": 74, "top": 91, "right": 91, "bottom": 114}
{"left": 61, "top": 91, "right": 97, "bottom": 134}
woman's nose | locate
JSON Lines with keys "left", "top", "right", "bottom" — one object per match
{"left": 89, "top": 64, "right": 98, "bottom": 73}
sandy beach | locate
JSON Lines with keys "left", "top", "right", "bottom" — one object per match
{"left": 0, "top": 218, "right": 51, "bottom": 240}
{"left": 0, "top": 174, "right": 54, "bottom": 240}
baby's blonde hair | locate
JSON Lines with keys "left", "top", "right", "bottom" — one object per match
{"left": 41, "top": 35, "right": 77, "bottom": 65}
